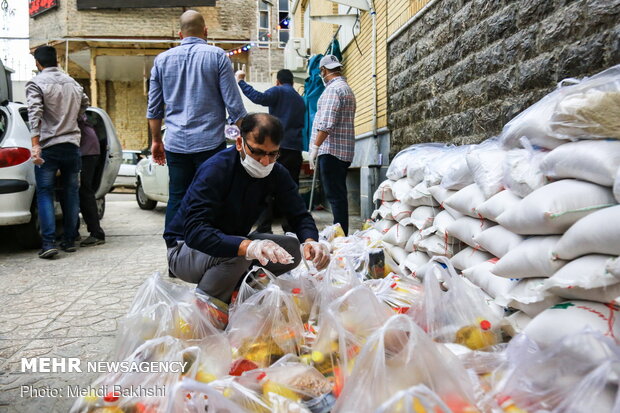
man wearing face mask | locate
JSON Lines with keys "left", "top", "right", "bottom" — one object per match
{"left": 309, "top": 55, "right": 356, "bottom": 235}
{"left": 164, "top": 113, "right": 330, "bottom": 317}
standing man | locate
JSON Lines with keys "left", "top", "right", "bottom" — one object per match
{"left": 27, "top": 45, "right": 90, "bottom": 259}
{"left": 235, "top": 68, "right": 305, "bottom": 233}
{"left": 309, "top": 55, "right": 356, "bottom": 235}
{"left": 147, "top": 10, "right": 247, "bottom": 229}
{"left": 165, "top": 114, "right": 329, "bottom": 319}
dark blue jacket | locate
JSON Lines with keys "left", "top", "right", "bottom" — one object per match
{"left": 164, "top": 146, "right": 318, "bottom": 257}
{"left": 238, "top": 81, "right": 305, "bottom": 151}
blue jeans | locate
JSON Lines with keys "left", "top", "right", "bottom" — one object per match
{"left": 318, "top": 154, "right": 351, "bottom": 235}
{"left": 165, "top": 142, "right": 226, "bottom": 229}
{"left": 34, "top": 143, "right": 81, "bottom": 247}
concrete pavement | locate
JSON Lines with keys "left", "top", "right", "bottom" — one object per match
{"left": 0, "top": 192, "right": 361, "bottom": 412}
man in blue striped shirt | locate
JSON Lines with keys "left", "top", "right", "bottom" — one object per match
{"left": 147, "top": 10, "right": 247, "bottom": 229}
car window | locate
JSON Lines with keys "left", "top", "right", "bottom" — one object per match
{"left": 121, "top": 152, "right": 139, "bottom": 165}
{"left": 0, "top": 109, "right": 6, "bottom": 143}
{"left": 18, "top": 108, "right": 30, "bottom": 131}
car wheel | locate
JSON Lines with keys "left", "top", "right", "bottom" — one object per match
{"left": 136, "top": 179, "right": 157, "bottom": 210}
{"left": 96, "top": 197, "right": 106, "bottom": 220}
{"left": 15, "top": 201, "right": 42, "bottom": 249}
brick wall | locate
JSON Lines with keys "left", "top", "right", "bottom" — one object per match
{"left": 104, "top": 81, "right": 149, "bottom": 150}
{"left": 387, "top": 0, "right": 620, "bottom": 157}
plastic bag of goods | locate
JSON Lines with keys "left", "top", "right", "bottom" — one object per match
{"left": 549, "top": 64, "right": 620, "bottom": 140}
{"left": 503, "top": 140, "right": 547, "bottom": 198}
{"left": 496, "top": 179, "right": 616, "bottom": 235}
{"left": 308, "top": 285, "right": 393, "bottom": 396}
{"left": 552, "top": 205, "right": 620, "bottom": 260}
{"left": 375, "top": 384, "right": 455, "bottom": 413}
{"left": 543, "top": 255, "right": 620, "bottom": 303}
{"left": 402, "top": 181, "right": 441, "bottom": 207}
{"left": 473, "top": 225, "right": 525, "bottom": 258}
{"left": 541, "top": 140, "right": 620, "bottom": 186}
{"left": 475, "top": 189, "right": 521, "bottom": 222}
{"left": 450, "top": 247, "right": 495, "bottom": 271}
{"left": 461, "top": 260, "right": 517, "bottom": 299}
{"left": 424, "top": 145, "right": 473, "bottom": 188}
{"left": 495, "top": 278, "right": 561, "bottom": 318}
{"left": 427, "top": 185, "right": 463, "bottom": 218}
{"left": 227, "top": 283, "right": 305, "bottom": 368}
{"left": 366, "top": 274, "right": 423, "bottom": 314}
{"left": 71, "top": 336, "right": 198, "bottom": 413}
{"left": 466, "top": 139, "right": 508, "bottom": 199}
{"left": 444, "top": 183, "right": 486, "bottom": 218}
{"left": 406, "top": 145, "right": 452, "bottom": 187}
{"left": 492, "top": 236, "right": 566, "bottom": 279}
{"left": 165, "top": 377, "right": 255, "bottom": 413}
{"left": 445, "top": 216, "right": 495, "bottom": 250}
{"left": 485, "top": 331, "right": 620, "bottom": 412}
{"left": 126, "top": 272, "right": 194, "bottom": 314}
{"left": 333, "top": 315, "right": 479, "bottom": 412}
{"left": 411, "top": 257, "right": 502, "bottom": 350}
{"left": 391, "top": 178, "right": 413, "bottom": 203}
{"left": 386, "top": 143, "right": 446, "bottom": 181}
{"left": 373, "top": 179, "right": 395, "bottom": 202}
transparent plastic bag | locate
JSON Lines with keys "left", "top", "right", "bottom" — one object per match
{"left": 386, "top": 143, "right": 445, "bottom": 181}
{"left": 365, "top": 274, "right": 423, "bottom": 313}
{"left": 402, "top": 181, "right": 440, "bottom": 207}
{"left": 503, "top": 138, "right": 547, "bottom": 198}
{"left": 406, "top": 145, "right": 452, "bottom": 187}
{"left": 375, "top": 384, "right": 453, "bottom": 413}
{"left": 425, "top": 145, "right": 473, "bottom": 189}
{"left": 411, "top": 256, "right": 502, "bottom": 350}
{"left": 165, "top": 377, "right": 253, "bottom": 413}
{"left": 333, "top": 314, "right": 479, "bottom": 412}
{"left": 466, "top": 139, "right": 508, "bottom": 199}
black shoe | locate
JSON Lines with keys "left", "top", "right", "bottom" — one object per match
{"left": 168, "top": 269, "right": 176, "bottom": 278}
{"left": 60, "top": 242, "right": 77, "bottom": 253}
{"left": 38, "top": 246, "right": 59, "bottom": 259}
{"left": 80, "top": 236, "right": 105, "bottom": 247}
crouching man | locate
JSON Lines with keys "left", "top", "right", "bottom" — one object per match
{"left": 164, "top": 113, "right": 330, "bottom": 312}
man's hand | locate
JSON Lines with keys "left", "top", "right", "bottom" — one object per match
{"left": 151, "top": 141, "right": 166, "bottom": 166}
{"left": 235, "top": 70, "right": 246, "bottom": 83}
{"left": 245, "top": 239, "right": 293, "bottom": 266}
{"left": 31, "top": 144, "right": 44, "bottom": 166}
{"left": 309, "top": 144, "right": 319, "bottom": 170}
{"left": 303, "top": 240, "right": 330, "bottom": 270}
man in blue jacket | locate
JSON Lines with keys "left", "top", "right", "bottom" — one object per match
{"left": 164, "top": 113, "right": 329, "bottom": 315}
{"left": 236, "top": 69, "right": 305, "bottom": 234}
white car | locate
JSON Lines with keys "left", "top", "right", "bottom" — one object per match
{"left": 0, "top": 59, "right": 122, "bottom": 247}
{"left": 113, "top": 150, "right": 143, "bottom": 190}
{"left": 135, "top": 152, "right": 169, "bottom": 210}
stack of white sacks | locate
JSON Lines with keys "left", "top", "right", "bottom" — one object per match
{"left": 371, "top": 64, "right": 620, "bottom": 340}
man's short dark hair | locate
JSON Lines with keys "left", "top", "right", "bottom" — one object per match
{"left": 276, "top": 69, "right": 294, "bottom": 85}
{"left": 34, "top": 46, "right": 58, "bottom": 68}
{"left": 240, "top": 113, "right": 283, "bottom": 145}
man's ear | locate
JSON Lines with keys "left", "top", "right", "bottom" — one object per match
{"left": 235, "top": 136, "right": 243, "bottom": 152}
{"left": 178, "top": 31, "right": 184, "bottom": 39}
{"left": 204, "top": 27, "right": 208, "bottom": 39}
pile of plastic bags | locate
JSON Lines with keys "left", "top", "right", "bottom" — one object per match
{"left": 71, "top": 65, "right": 620, "bottom": 412}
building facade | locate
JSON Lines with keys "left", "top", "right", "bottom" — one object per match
{"left": 29, "top": 0, "right": 288, "bottom": 150}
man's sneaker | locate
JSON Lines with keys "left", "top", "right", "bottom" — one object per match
{"left": 60, "top": 242, "right": 77, "bottom": 253}
{"left": 38, "top": 246, "right": 58, "bottom": 259}
{"left": 80, "top": 236, "right": 105, "bottom": 247}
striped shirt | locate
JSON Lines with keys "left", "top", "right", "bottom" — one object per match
{"left": 311, "top": 76, "right": 356, "bottom": 162}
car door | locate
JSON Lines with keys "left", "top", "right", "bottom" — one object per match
{"left": 88, "top": 107, "right": 122, "bottom": 199}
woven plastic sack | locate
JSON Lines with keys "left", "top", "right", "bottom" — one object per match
{"left": 373, "top": 179, "right": 396, "bottom": 202}
{"left": 552, "top": 205, "right": 620, "bottom": 260}
{"left": 614, "top": 166, "right": 620, "bottom": 203}
{"left": 387, "top": 143, "right": 445, "bottom": 181}
{"left": 424, "top": 210, "right": 456, "bottom": 239}
{"left": 495, "top": 278, "right": 562, "bottom": 317}
{"left": 402, "top": 181, "right": 440, "bottom": 207}
{"left": 444, "top": 183, "right": 486, "bottom": 218}
{"left": 424, "top": 145, "right": 472, "bottom": 187}
{"left": 391, "top": 201, "right": 413, "bottom": 224}
{"left": 541, "top": 140, "right": 620, "bottom": 186}
{"left": 503, "top": 140, "right": 547, "bottom": 198}
{"left": 333, "top": 315, "right": 479, "bottom": 412}
{"left": 375, "top": 385, "right": 453, "bottom": 413}
{"left": 427, "top": 185, "right": 463, "bottom": 218}
{"left": 492, "top": 236, "right": 566, "bottom": 279}
{"left": 403, "top": 251, "right": 431, "bottom": 275}
{"left": 404, "top": 230, "right": 424, "bottom": 253}
{"left": 372, "top": 201, "right": 394, "bottom": 221}
{"left": 466, "top": 139, "right": 508, "bottom": 199}
{"left": 416, "top": 234, "right": 463, "bottom": 258}
{"left": 543, "top": 255, "right": 620, "bottom": 303}
{"left": 475, "top": 189, "right": 521, "bottom": 222}
{"left": 445, "top": 216, "right": 495, "bottom": 250}
{"left": 372, "top": 218, "right": 396, "bottom": 234}
{"left": 461, "top": 260, "right": 517, "bottom": 299}
{"left": 391, "top": 178, "right": 412, "bottom": 202}
{"left": 406, "top": 145, "right": 452, "bottom": 187}
{"left": 496, "top": 179, "right": 616, "bottom": 235}
{"left": 409, "top": 206, "right": 438, "bottom": 230}
{"left": 473, "top": 225, "right": 525, "bottom": 258}
{"left": 450, "top": 247, "right": 495, "bottom": 271}
{"left": 411, "top": 257, "right": 502, "bottom": 349}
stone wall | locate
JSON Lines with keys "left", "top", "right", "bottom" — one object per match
{"left": 387, "top": 0, "right": 620, "bottom": 156}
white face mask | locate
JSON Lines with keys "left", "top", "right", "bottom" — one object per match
{"left": 240, "top": 143, "right": 275, "bottom": 178}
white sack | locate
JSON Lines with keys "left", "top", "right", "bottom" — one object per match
{"left": 382, "top": 223, "right": 415, "bottom": 248}
{"left": 373, "top": 219, "right": 396, "bottom": 234}
{"left": 404, "top": 230, "right": 425, "bottom": 253}
{"left": 402, "top": 181, "right": 440, "bottom": 207}
{"left": 409, "top": 206, "right": 438, "bottom": 230}
{"left": 496, "top": 278, "right": 562, "bottom": 317}
{"left": 496, "top": 179, "right": 616, "bottom": 235}
{"left": 450, "top": 248, "right": 495, "bottom": 271}
{"left": 371, "top": 201, "right": 394, "bottom": 220}
{"left": 541, "top": 140, "right": 620, "bottom": 186}
{"left": 607, "top": 257, "right": 620, "bottom": 278}
{"left": 466, "top": 140, "right": 508, "bottom": 199}
{"left": 492, "top": 236, "right": 566, "bottom": 278}
{"left": 373, "top": 179, "right": 395, "bottom": 202}
{"left": 391, "top": 201, "right": 413, "bottom": 224}
{"left": 475, "top": 189, "right": 521, "bottom": 222}
{"left": 440, "top": 148, "right": 475, "bottom": 190}
{"left": 462, "top": 261, "right": 517, "bottom": 299}
{"left": 443, "top": 184, "right": 486, "bottom": 218}
{"left": 425, "top": 210, "right": 456, "bottom": 239}
{"left": 424, "top": 145, "right": 472, "bottom": 188}
{"left": 427, "top": 185, "right": 463, "bottom": 218}
{"left": 406, "top": 146, "right": 450, "bottom": 186}
{"left": 544, "top": 255, "right": 620, "bottom": 303}
{"left": 391, "top": 178, "right": 412, "bottom": 202}
{"left": 614, "top": 166, "right": 620, "bottom": 203}
{"left": 552, "top": 205, "right": 620, "bottom": 260}
{"left": 403, "top": 251, "right": 430, "bottom": 274}
{"left": 445, "top": 216, "right": 495, "bottom": 249}
{"left": 503, "top": 144, "right": 546, "bottom": 198}
{"left": 473, "top": 225, "right": 525, "bottom": 258}
{"left": 503, "top": 311, "right": 532, "bottom": 337}
{"left": 387, "top": 143, "right": 445, "bottom": 180}
{"left": 416, "top": 234, "right": 463, "bottom": 258}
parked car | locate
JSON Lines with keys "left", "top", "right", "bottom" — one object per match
{"left": 135, "top": 150, "right": 169, "bottom": 210}
{"left": 113, "top": 149, "right": 143, "bottom": 190}
{"left": 0, "top": 59, "right": 122, "bottom": 248}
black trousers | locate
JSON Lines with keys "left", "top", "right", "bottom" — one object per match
{"left": 79, "top": 155, "right": 105, "bottom": 239}
{"left": 254, "top": 148, "right": 303, "bottom": 233}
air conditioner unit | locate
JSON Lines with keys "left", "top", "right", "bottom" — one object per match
{"left": 284, "top": 37, "right": 307, "bottom": 72}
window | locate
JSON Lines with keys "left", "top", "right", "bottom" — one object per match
{"left": 277, "top": 0, "right": 290, "bottom": 48}
{"left": 258, "top": 0, "right": 271, "bottom": 47}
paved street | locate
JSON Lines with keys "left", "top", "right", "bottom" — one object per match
{"left": 0, "top": 191, "right": 360, "bottom": 412}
